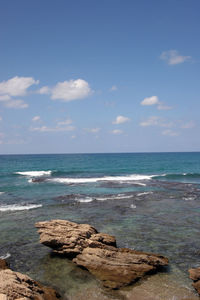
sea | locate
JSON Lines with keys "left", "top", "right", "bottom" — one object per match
{"left": 0, "top": 152, "right": 200, "bottom": 300}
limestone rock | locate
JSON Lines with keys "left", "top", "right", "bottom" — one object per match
{"left": 0, "top": 266, "right": 60, "bottom": 300}
{"left": 189, "top": 267, "right": 200, "bottom": 295}
{"left": 36, "top": 219, "right": 168, "bottom": 288}
{"left": 35, "top": 219, "right": 116, "bottom": 257}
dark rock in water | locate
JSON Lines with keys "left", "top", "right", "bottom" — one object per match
{"left": 31, "top": 177, "right": 46, "bottom": 183}
{"left": 36, "top": 219, "right": 168, "bottom": 289}
{"left": 0, "top": 259, "right": 8, "bottom": 270}
{"left": 0, "top": 258, "right": 60, "bottom": 299}
{"left": 189, "top": 267, "right": 200, "bottom": 295}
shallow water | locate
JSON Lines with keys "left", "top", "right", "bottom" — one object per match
{"left": 0, "top": 153, "right": 200, "bottom": 299}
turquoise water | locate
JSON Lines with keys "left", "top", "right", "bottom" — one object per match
{"left": 0, "top": 152, "right": 200, "bottom": 299}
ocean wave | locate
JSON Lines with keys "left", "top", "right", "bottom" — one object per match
{"left": 137, "top": 192, "right": 153, "bottom": 196}
{"left": 0, "top": 204, "right": 42, "bottom": 212}
{"left": 0, "top": 192, "right": 5, "bottom": 195}
{"left": 155, "top": 173, "right": 200, "bottom": 180}
{"left": 47, "top": 174, "right": 153, "bottom": 185}
{"left": 77, "top": 197, "right": 93, "bottom": 203}
{"left": 95, "top": 194, "right": 134, "bottom": 201}
{"left": 15, "top": 171, "right": 52, "bottom": 177}
{"left": 0, "top": 253, "right": 11, "bottom": 259}
{"left": 130, "top": 204, "right": 136, "bottom": 209}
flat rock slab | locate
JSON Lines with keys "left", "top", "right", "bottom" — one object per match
{"left": 36, "top": 219, "right": 168, "bottom": 289}
{"left": 0, "top": 260, "right": 60, "bottom": 300}
{"left": 189, "top": 267, "right": 200, "bottom": 295}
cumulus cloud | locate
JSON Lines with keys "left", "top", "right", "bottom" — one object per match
{"left": 113, "top": 115, "right": 130, "bottom": 124}
{"left": 141, "top": 96, "right": 172, "bottom": 110}
{"left": 140, "top": 116, "right": 173, "bottom": 128}
{"left": 141, "top": 96, "right": 159, "bottom": 106}
{"left": 0, "top": 76, "right": 38, "bottom": 109}
{"left": 162, "top": 129, "right": 179, "bottom": 136}
{"left": 38, "top": 79, "right": 92, "bottom": 102}
{"left": 32, "top": 116, "right": 40, "bottom": 122}
{"left": 111, "top": 129, "right": 123, "bottom": 134}
{"left": 0, "top": 76, "right": 39, "bottom": 97}
{"left": 160, "top": 50, "right": 191, "bottom": 65}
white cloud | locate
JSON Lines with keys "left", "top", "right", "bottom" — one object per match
{"left": 85, "top": 128, "right": 101, "bottom": 133}
{"left": 0, "top": 76, "right": 38, "bottom": 109}
{"left": 110, "top": 85, "right": 118, "bottom": 91}
{"left": 4, "top": 100, "right": 28, "bottom": 109}
{"left": 141, "top": 96, "right": 159, "bottom": 106}
{"left": 32, "top": 116, "right": 40, "bottom": 122}
{"left": 160, "top": 50, "right": 191, "bottom": 65}
{"left": 57, "top": 118, "right": 72, "bottom": 126}
{"left": 0, "top": 76, "right": 39, "bottom": 97}
{"left": 113, "top": 115, "right": 130, "bottom": 124}
{"left": 180, "top": 121, "right": 195, "bottom": 129}
{"left": 140, "top": 116, "right": 173, "bottom": 128}
{"left": 39, "top": 79, "right": 92, "bottom": 102}
{"left": 111, "top": 129, "right": 123, "bottom": 135}
{"left": 30, "top": 125, "right": 75, "bottom": 132}
{"left": 162, "top": 129, "right": 179, "bottom": 136}
{"left": 141, "top": 96, "right": 172, "bottom": 111}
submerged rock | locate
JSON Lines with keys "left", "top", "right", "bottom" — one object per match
{"left": 36, "top": 219, "right": 168, "bottom": 289}
{"left": 0, "top": 259, "right": 60, "bottom": 300}
{"left": 189, "top": 267, "right": 200, "bottom": 295}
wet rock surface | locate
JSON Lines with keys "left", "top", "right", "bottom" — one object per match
{"left": 36, "top": 219, "right": 168, "bottom": 288}
{"left": 0, "top": 259, "right": 60, "bottom": 300}
{"left": 189, "top": 267, "right": 200, "bottom": 295}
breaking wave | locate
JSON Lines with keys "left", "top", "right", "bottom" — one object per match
{"left": 15, "top": 171, "right": 52, "bottom": 177}
{"left": 0, "top": 204, "right": 42, "bottom": 212}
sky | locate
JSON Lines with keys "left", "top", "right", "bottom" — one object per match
{"left": 0, "top": 0, "right": 200, "bottom": 154}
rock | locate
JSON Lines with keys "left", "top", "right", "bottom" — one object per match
{"left": 74, "top": 246, "right": 168, "bottom": 288}
{"left": 0, "top": 259, "right": 9, "bottom": 270}
{"left": 35, "top": 219, "right": 116, "bottom": 257}
{"left": 36, "top": 219, "right": 168, "bottom": 288}
{"left": 189, "top": 267, "right": 200, "bottom": 295}
{"left": 0, "top": 266, "right": 60, "bottom": 300}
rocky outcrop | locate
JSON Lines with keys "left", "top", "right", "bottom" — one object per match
{"left": 36, "top": 219, "right": 168, "bottom": 289}
{"left": 0, "top": 259, "right": 60, "bottom": 300}
{"left": 189, "top": 267, "right": 200, "bottom": 295}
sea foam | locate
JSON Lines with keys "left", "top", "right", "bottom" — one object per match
{"left": 0, "top": 204, "right": 42, "bottom": 212}
{"left": 47, "top": 174, "right": 153, "bottom": 185}
{"left": 16, "top": 171, "right": 52, "bottom": 177}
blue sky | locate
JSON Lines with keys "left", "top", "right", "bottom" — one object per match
{"left": 0, "top": 0, "right": 199, "bottom": 154}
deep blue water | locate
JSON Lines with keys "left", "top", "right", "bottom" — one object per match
{"left": 0, "top": 152, "right": 200, "bottom": 299}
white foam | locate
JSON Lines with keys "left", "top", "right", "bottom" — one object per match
{"left": 0, "top": 253, "right": 11, "bottom": 259}
{"left": 16, "top": 171, "right": 52, "bottom": 177}
{"left": 48, "top": 174, "right": 153, "bottom": 185}
{"left": 77, "top": 197, "right": 93, "bottom": 203}
{"left": 0, "top": 204, "right": 42, "bottom": 212}
{"left": 130, "top": 204, "right": 136, "bottom": 209}
{"left": 183, "top": 197, "right": 195, "bottom": 201}
{"left": 137, "top": 192, "right": 153, "bottom": 196}
{"left": 96, "top": 194, "right": 133, "bottom": 201}
{"left": 0, "top": 192, "right": 5, "bottom": 195}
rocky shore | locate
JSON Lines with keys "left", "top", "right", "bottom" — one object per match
{"left": 189, "top": 267, "right": 200, "bottom": 295}
{"left": 35, "top": 219, "right": 168, "bottom": 289}
{"left": 0, "top": 258, "right": 60, "bottom": 300}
